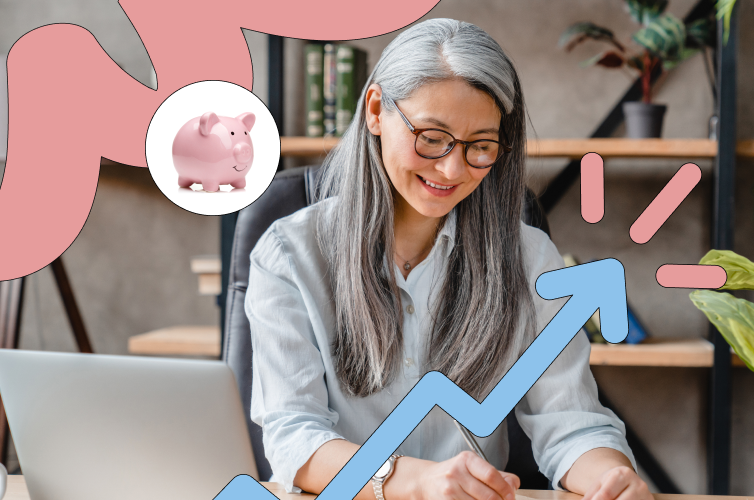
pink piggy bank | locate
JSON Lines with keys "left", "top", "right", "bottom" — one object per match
{"left": 172, "top": 111, "right": 256, "bottom": 192}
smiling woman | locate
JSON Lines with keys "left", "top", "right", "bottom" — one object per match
{"left": 370, "top": 81, "right": 502, "bottom": 213}
{"left": 244, "top": 18, "right": 648, "bottom": 500}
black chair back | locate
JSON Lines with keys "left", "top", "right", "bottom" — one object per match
{"left": 223, "top": 165, "right": 550, "bottom": 488}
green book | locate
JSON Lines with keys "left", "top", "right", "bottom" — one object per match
{"left": 335, "top": 44, "right": 368, "bottom": 137}
{"left": 323, "top": 43, "right": 337, "bottom": 137}
{"left": 304, "top": 43, "right": 324, "bottom": 137}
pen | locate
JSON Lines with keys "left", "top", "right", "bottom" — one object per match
{"left": 453, "top": 419, "right": 490, "bottom": 462}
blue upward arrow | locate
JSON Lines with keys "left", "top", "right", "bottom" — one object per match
{"left": 214, "top": 258, "right": 628, "bottom": 500}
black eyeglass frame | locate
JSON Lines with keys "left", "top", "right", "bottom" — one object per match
{"left": 383, "top": 94, "right": 512, "bottom": 169}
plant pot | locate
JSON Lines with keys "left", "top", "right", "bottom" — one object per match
{"left": 622, "top": 102, "right": 667, "bottom": 138}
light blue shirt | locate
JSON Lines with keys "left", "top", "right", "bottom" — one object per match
{"left": 244, "top": 198, "right": 635, "bottom": 493}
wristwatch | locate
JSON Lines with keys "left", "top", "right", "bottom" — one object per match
{"left": 371, "top": 454, "right": 403, "bottom": 500}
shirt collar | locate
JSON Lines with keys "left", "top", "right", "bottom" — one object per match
{"left": 436, "top": 208, "right": 456, "bottom": 259}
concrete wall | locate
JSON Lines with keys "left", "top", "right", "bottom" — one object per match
{"left": 1, "top": 0, "right": 752, "bottom": 495}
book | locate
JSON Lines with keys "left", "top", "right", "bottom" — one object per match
{"left": 323, "top": 43, "right": 337, "bottom": 137}
{"left": 561, "top": 254, "right": 649, "bottom": 344}
{"left": 304, "top": 43, "right": 325, "bottom": 137}
{"left": 335, "top": 44, "right": 368, "bottom": 137}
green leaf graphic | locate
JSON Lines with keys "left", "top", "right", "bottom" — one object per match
{"left": 699, "top": 249, "right": 754, "bottom": 290}
{"left": 690, "top": 290, "right": 754, "bottom": 371}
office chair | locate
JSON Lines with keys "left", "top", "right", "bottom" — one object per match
{"left": 222, "top": 164, "right": 551, "bottom": 489}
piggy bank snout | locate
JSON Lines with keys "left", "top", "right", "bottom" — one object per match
{"left": 233, "top": 143, "right": 252, "bottom": 164}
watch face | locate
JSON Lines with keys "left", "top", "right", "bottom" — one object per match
{"left": 375, "top": 460, "right": 392, "bottom": 479}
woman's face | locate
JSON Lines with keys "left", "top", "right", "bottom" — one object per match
{"left": 365, "top": 78, "right": 502, "bottom": 220}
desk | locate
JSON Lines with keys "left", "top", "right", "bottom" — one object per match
{"left": 5, "top": 476, "right": 752, "bottom": 500}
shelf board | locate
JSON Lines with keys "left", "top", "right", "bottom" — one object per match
{"left": 190, "top": 254, "right": 221, "bottom": 274}
{"left": 281, "top": 136, "right": 340, "bottom": 157}
{"left": 589, "top": 338, "right": 745, "bottom": 368}
{"left": 197, "top": 273, "right": 221, "bottom": 295}
{"left": 530, "top": 138, "right": 719, "bottom": 159}
{"left": 128, "top": 325, "right": 220, "bottom": 358}
{"left": 126, "top": 321, "right": 746, "bottom": 369}
{"left": 97, "top": 139, "right": 754, "bottom": 163}
{"left": 280, "top": 137, "right": 754, "bottom": 159}
{"left": 191, "top": 255, "right": 222, "bottom": 295}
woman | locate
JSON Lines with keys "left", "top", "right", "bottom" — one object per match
{"left": 245, "top": 18, "right": 650, "bottom": 500}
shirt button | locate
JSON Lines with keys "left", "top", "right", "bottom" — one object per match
{"left": 406, "top": 304, "right": 415, "bottom": 314}
{"left": 404, "top": 357, "right": 414, "bottom": 367}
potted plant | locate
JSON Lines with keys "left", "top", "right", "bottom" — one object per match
{"left": 689, "top": 250, "right": 754, "bottom": 372}
{"left": 558, "top": 0, "right": 715, "bottom": 138}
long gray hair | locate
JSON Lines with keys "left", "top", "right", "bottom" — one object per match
{"left": 315, "top": 18, "right": 537, "bottom": 401}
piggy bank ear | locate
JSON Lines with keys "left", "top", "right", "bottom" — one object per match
{"left": 237, "top": 112, "right": 256, "bottom": 131}
{"left": 199, "top": 112, "right": 220, "bottom": 136}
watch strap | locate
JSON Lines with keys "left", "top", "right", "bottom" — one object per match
{"left": 371, "top": 454, "right": 403, "bottom": 500}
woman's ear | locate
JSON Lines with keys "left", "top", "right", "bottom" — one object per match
{"left": 365, "top": 83, "right": 383, "bottom": 136}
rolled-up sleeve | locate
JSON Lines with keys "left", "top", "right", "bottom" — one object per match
{"left": 516, "top": 230, "right": 637, "bottom": 490}
{"left": 244, "top": 228, "right": 345, "bottom": 492}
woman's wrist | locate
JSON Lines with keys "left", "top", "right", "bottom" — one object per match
{"left": 560, "top": 448, "right": 635, "bottom": 494}
{"left": 381, "top": 455, "right": 428, "bottom": 500}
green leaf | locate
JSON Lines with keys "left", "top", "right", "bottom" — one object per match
{"left": 699, "top": 249, "right": 754, "bottom": 290}
{"left": 633, "top": 14, "right": 687, "bottom": 64}
{"left": 579, "top": 50, "right": 626, "bottom": 68}
{"left": 662, "top": 46, "right": 701, "bottom": 70}
{"left": 685, "top": 18, "right": 716, "bottom": 49}
{"left": 690, "top": 290, "right": 754, "bottom": 371}
{"left": 625, "top": 0, "right": 669, "bottom": 26}
{"left": 715, "top": 0, "right": 737, "bottom": 45}
{"left": 558, "top": 22, "right": 623, "bottom": 52}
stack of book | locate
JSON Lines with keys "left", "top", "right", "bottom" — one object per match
{"left": 305, "top": 42, "right": 368, "bottom": 138}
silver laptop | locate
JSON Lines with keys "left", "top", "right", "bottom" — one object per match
{"left": 0, "top": 349, "right": 258, "bottom": 500}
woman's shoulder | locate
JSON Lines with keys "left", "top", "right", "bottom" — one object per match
{"left": 251, "top": 197, "right": 334, "bottom": 264}
{"left": 519, "top": 221, "right": 566, "bottom": 277}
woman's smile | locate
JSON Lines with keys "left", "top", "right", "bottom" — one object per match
{"left": 416, "top": 174, "right": 460, "bottom": 197}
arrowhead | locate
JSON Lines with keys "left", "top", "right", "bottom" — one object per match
{"left": 535, "top": 258, "right": 628, "bottom": 344}
{"left": 213, "top": 474, "right": 277, "bottom": 500}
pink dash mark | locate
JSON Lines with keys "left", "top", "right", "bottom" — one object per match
{"left": 630, "top": 163, "right": 702, "bottom": 244}
{"left": 580, "top": 152, "right": 604, "bottom": 223}
{"left": 656, "top": 264, "right": 727, "bottom": 289}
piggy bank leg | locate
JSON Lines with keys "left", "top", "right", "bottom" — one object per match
{"left": 178, "top": 176, "right": 194, "bottom": 188}
{"left": 202, "top": 181, "right": 220, "bottom": 192}
{"left": 230, "top": 178, "right": 246, "bottom": 189}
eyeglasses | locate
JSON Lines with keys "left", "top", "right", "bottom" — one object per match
{"left": 383, "top": 94, "right": 512, "bottom": 169}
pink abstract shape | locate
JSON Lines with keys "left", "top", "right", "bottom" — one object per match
{"left": 656, "top": 264, "right": 727, "bottom": 289}
{"left": 580, "top": 152, "right": 604, "bottom": 224}
{"left": 0, "top": 0, "right": 439, "bottom": 280}
{"left": 629, "top": 163, "right": 702, "bottom": 244}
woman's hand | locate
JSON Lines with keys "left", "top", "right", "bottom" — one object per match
{"left": 582, "top": 466, "right": 652, "bottom": 500}
{"left": 412, "top": 451, "right": 520, "bottom": 500}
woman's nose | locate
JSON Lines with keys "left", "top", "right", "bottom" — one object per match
{"left": 435, "top": 144, "right": 468, "bottom": 180}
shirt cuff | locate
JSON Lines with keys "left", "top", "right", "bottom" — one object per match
{"left": 266, "top": 428, "right": 346, "bottom": 493}
{"left": 550, "top": 437, "right": 638, "bottom": 492}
